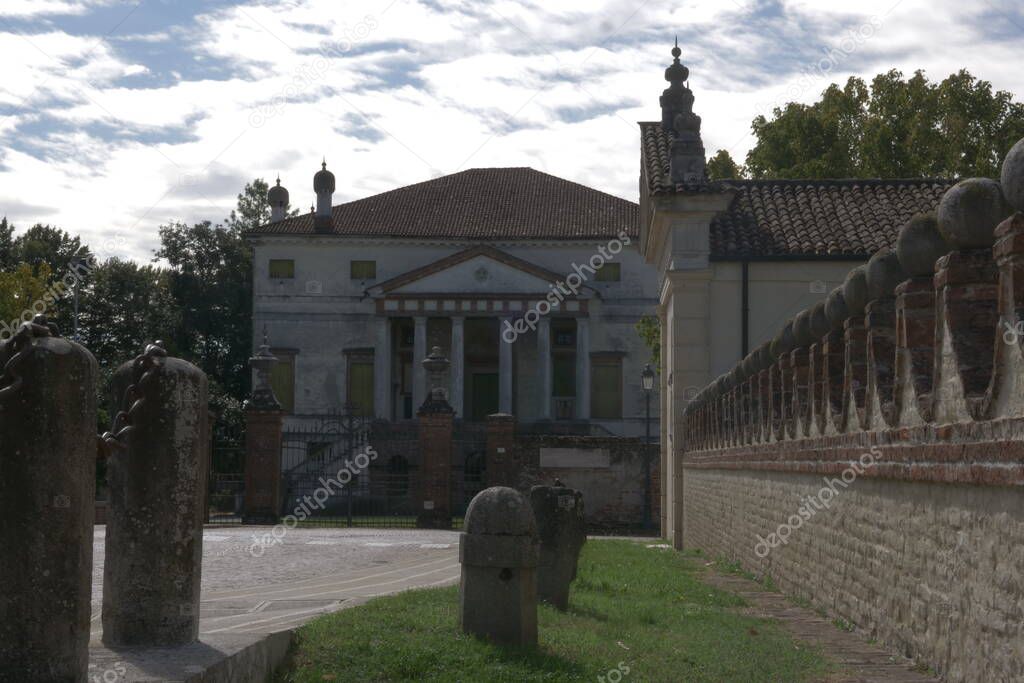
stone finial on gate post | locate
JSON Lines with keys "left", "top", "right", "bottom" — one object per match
{"left": 0, "top": 316, "right": 98, "bottom": 681}
{"left": 417, "top": 346, "right": 454, "bottom": 528}
{"left": 460, "top": 486, "right": 539, "bottom": 646}
{"left": 102, "top": 342, "right": 209, "bottom": 647}
{"left": 243, "top": 328, "right": 285, "bottom": 524}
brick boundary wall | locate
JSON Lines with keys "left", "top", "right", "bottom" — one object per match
{"left": 676, "top": 159, "right": 1024, "bottom": 683}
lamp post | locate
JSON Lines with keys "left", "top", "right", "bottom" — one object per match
{"left": 641, "top": 363, "right": 655, "bottom": 530}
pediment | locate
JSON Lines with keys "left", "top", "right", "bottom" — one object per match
{"left": 368, "top": 247, "right": 595, "bottom": 298}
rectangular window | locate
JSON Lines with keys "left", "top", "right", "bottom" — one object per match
{"left": 270, "top": 354, "right": 295, "bottom": 413}
{"left": 595, "top": 262, "right": 621, "bottom": 282}
{"left": 351, "top": 260, "right": 377, "bottom": 279}
{"left": 269, "top": 259, "right": 295, "bottom": 279}
{"left": 591, "top": 357, "right": 622, "bottom": 419}
{"left": 348, "top": 359, "right": 375, "bottom": 417}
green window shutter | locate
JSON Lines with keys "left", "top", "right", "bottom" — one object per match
{"left": 595, "top": 262, "right": 621, "bottom": 282}
{"left": 351, "top": 260, "right": 377, "bottom": 279}
{"left": 269, "top": 259, "right": 295, "bottom": 279}
{"left": 591, "top": 360, "right": 622, "bottom": 419}
{"left": 349, "top": 361, "right": 375, "bottom": 417}
{"left": 270, "top": 356, "right": 295, "bottom": 413}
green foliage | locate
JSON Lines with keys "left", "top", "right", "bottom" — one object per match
{"left": 707, "top": 149, "right": 745, "bottom": 180}
{"left": 746, "top": 69, "right": 1024, "bottom": 179}
{"left": 0, "top": 217, "right": 14, "bottom": 269}
{"left": 0, "top": 262, "right": 52, "bottom": 328}
{"left": 276, "top": 540, "right": 830, "bottom": 682}
{"left": 154, "top": 219, "right": 252, "bottom": 400}
{"left": 635, "top": 315, "right": 661, "bottom": 370}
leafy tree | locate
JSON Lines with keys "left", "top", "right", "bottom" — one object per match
{"left": 707, "top": 150, "right": 745, "bottom": 180}
{"left": 635, "top": 315, "right": 661, "bottom": 370}
{"left": 11, "top": 223, "right": 88, "bottom": 276}
{"left": 75, "top": 258, "right": 180, "bottom": 369}
{"left": 0, "top": 217, "right": 14, "bottom": 269}
{"left": 0, "top": 263, "right": 52, "bottom": 335}
{"left": 227, "top": 178, "right": 272, "bottom": 233}
{"left": 745, "top": 69, "right": 1024, "bottom": 179}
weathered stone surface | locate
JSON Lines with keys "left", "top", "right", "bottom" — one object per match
{"left": 1000, "top": 137, "right": 1024, "bottom": 212}
{"left": 459, "top": 486, "right": 539, "bottom": 647}
{"left": 896, "top": 212, "right": 949, "bottom": 277}
{"left": 792, "top": 309, "right": 814, "bottom": 348}
{"left": 809, "top": 302, "right": 830, "bottom": 340}
{"left": 103, "top": 356, "right": 209, "bottom": 647}
{"left": 842, "top": 266, "right": 870, "bottom": 316}
{"left": 825, "top": 287, "right": 849, "bottom": 330}
{"left": 770, "top": 319, "right": 796, "bottom": 359}
{"left": 866, "top": 247, "right": 908, "bottom": 302}
{"left": 937, "top": 178, "right": 1013, "bottom": 249}
{"left": 243, "top": 408, "right": 284, "bottom": 524}
{"left": 0, "top": 330, "right": 97, "bottom": 682}
{"left": 529, "top": 485, "right": 586, "bottom": 610}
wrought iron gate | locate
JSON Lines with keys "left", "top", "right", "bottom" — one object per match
{"left": 278, "top": 410, "right": 448, "bottom": 528}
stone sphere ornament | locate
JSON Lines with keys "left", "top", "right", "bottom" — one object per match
{"left": 936, "top": 178, "right": 1013, "bottom": 249}
{"left": 842, "top": 266, "right": 869, "bottom": 317}
{"left": 825, "top": 287, "right": 849, "bottom": 330}
{"left": 1001, "top": 137, "right": 1024, "bottom": 212}
{"left": 896, "top": 213, "right": 949, "bottom": 277}
{"left": 865, "top": 248, "right": 908, "bottom": 302}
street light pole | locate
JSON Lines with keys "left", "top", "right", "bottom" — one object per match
{"left": 641, "top": 364, "right": 655, "bottom": 531}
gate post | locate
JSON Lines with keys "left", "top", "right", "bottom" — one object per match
{"left": 243, "top": 335, "right": 284, "bottom": 524}
{"left": 485, "top": 413, "right": 517, "bottom": 487}
{"left": 0, "top": 317, "right": 97, "bottom": 681}
{"left": 102, "top": 343, "right": 209, "bottom": 647}
{"left": 418, "top": 346, "right": 454, "bottom": 528}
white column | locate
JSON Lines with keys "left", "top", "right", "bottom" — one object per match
{"left": 499, "top": 316, "right": 513, "bottom": 414}
{"left": 451, "top": 316, "right": 465, "bottom": 417}
{"left": 538, "top": 317, "right": 552, "bottom": 419}
{"left": 576, "top": 317, "right": 591, "bottom": 419}
{"left": 374, "top": 316, "right": 391, "bottom": 419}
{"left": 413, "top": 316, "right": 427, "bottom": 410}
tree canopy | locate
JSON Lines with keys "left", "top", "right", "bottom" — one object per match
{"left": 744, "top": 69, "right": 1024, "bottom": 180}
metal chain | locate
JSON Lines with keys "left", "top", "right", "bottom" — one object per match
{"left": 101, "top": 341, "right": 167, "bottom": 453}
{"left": 0, "top": 315, "right": 56, "bottom": 409}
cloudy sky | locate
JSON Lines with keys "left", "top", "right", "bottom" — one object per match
{"left": 1, "top": 0, "right": 1022, "bottom": 260}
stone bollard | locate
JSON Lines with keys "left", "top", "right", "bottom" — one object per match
{"left": 529, "top": 485, "right": 586, "bottom": 610}
{"left": 102, "top": 344, "right": 209, "bottom": 647}
{"left": 459, "top": 486, "right": 539, "bottom": 647}
{"left": 0, "top": 317, "right": 98, "bottom": 682}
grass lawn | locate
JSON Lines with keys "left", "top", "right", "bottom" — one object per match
{"left": 274, "top": 539, "right": 831, "bottom": 682}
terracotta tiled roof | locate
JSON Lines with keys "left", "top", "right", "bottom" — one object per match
{"left": 247, "top": 167, "right": 638, "bottom": 241}
{"left": 639, "top": 121, "right": 955, "bottom": 259}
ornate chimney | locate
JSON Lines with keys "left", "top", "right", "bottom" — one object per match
{"left": 313, "top": 159, "right": 335, "bottom": 233}
{"left": 660, "top": 39, "right": 706, "bottom": 185}
{"left": 268, "top": 176, "right": 288, "bottom": 223}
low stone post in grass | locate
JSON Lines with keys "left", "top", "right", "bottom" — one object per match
{"left": 459, "top": 486, "right": 539, "bottom": 647}
{"left": 0, "top": 316, "right": 98, "bottom": 681}
{"left": 529, "top": 484, "right": 586, "bottom": 610}
{"left": 101, "top": 342, "right": 209, "bottom": 647}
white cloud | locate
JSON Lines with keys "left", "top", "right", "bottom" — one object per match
{"left": 0, "top": 0, "right": 1020, "bottom": 261}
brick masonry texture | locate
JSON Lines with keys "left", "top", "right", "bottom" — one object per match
{"left": 682, "top": 469, "right": 1024, "bottom": 683}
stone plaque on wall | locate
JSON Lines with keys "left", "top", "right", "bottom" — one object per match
{"left": 539, "top": 448, "right": 610, "bottom": 468}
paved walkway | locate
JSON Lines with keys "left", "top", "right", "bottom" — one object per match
{"left": 89, "top": 527, "right": 460, "bottom": 638}
{"left": 687, "top": 558, "right": 941, "bottom": 683}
